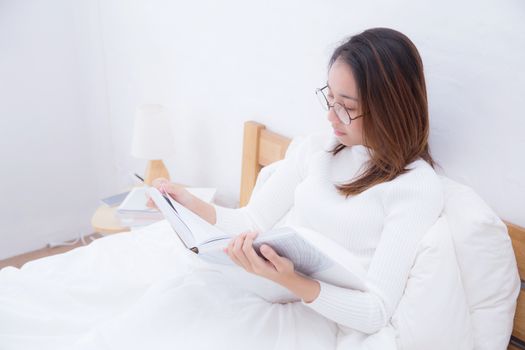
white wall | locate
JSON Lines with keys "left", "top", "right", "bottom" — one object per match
{"left": 98, "top": 0, "right": 525, "bottom": 226}
{"left": 0, "top": 0, "right": 117, "bottom": 259}
{"left": 1, "top": 0, "right": 523, "bottom": 259}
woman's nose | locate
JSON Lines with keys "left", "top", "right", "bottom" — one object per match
{"left": 326, "top": 108, "right": 340, "bottom": 124}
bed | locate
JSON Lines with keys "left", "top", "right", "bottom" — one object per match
{"left": 509, "top": 221, "right": 525, "bottom": 349}
{"left": 238, "top": 121, "right": 525, "bottom": 350}
{"left": 0, "top": 120, "right": 523, "bottom": 349}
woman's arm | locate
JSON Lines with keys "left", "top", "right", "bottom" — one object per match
{"left": 301, "top": 167, "right": 444, "bottom": 334}
{"left": 147, "top": 180, "right": 217, "bottom": 225}
{"left": 212, "top": 135, "right": 322, "bottom": 235}
{"left": 228, "top": 165, "right": 444, "bottom": 334}
{"left": 185, "top": 194, "right": 217, "bottom": 225}
{"left": 148, "top": 151, "right": 305, "bottom": 233}
{"left": 224, "top": 231, "right": 321, "bottom": 303}
{"left": 147, "top": 136, "right": 319, "bottom": 234}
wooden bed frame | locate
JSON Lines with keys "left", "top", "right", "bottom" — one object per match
{"left": 238, "top": 120, "right": 525, "bottom": 350}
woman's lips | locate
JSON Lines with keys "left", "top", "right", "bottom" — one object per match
{"left": 333, "top": 129, "right": 346, "bottom": 136}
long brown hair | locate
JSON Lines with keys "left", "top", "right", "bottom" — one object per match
{"left": 330, "top": 28, "right": 435, "bottom": 196}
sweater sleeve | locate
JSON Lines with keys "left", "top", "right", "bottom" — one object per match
{"left": 213, "top": 135, "right": 320, "bottom": 235}
{"left": 302, "top": 164, "right": 444, "bottom": 334}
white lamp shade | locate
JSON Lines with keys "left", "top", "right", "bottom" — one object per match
{"left": 131, "top": 104, "right": 175, "bottom": 160}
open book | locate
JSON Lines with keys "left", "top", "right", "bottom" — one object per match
{"left": 148, "top": 187, "right": 368, "bottom": 301}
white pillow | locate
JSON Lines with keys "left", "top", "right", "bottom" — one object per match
{"left": 390, "top": 216, "right": 474, "bottom": 350}
{"left": 252, "top": 160, "right": 284, "bottom": 198}
{"left": 441, "top": 177, "right": 520, "bottom": 350}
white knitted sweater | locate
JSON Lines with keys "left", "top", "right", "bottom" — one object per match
{"left": 213, "top": 134, "right": 444, "bottom": 334}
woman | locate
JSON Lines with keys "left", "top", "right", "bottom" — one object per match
{"left": 70, "top": 27, "right": 443, "bottom": 349}
{"left": 137, "top": 27, "right": 443, "bottom": 348}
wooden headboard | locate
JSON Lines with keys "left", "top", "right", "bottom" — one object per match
{"left": 238, "top": 120, "right": 525, "bottom": 349}
{"left": 509, "top": 223, "right": 525, "bottom": 349}
{"left": 239, "top": 121, "right": 291, "bottom": 206}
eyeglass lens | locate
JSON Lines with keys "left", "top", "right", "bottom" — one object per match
{"left": 316, "top": 88, "right": 351, "bottom": 125}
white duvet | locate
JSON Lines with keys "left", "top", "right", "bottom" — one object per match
{"left": 0, "top": 221, "right": 340, "bottom": 350}
{"left": 2, "top": 178, "right": 516, "bottom": 350}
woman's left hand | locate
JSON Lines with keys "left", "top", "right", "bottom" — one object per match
{"left": 223, "top": 232, "right": 296, "bottom": 286}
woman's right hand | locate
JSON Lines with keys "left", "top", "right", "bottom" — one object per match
{"left": 145, "top": 178, "right": 193, "bottom": 209}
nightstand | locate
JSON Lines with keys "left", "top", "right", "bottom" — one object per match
{"left": 91, "top": 205, "right": 130, "bottom": 234}
{"left": 91, "top": 187, "right": 217, "bottom": 234}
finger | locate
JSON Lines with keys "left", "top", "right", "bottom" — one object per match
{"left": 228, "top": 238, "right": 245, "bottom": 267}
{"left": 242, "top": 232, "right": 262, "bottom": 270}
{"left": 145, "top": 198, "right": 157, "bottom": 209}
{"left": 152, "top": 177, "right": 168, "bottom": 188}
{"left": 226, "top": 238, "right": 242, "bottom": 267}
{"left": 243, "top": 233, "right": 269, "bottom": 271}
{"left": 232, "top": 233, "right": 252, "bottom": 270}
{"left": 164, "top": 184, "right": 179, "bottom": 197}
{"left": 227, "top": 237, "right": 235, "bottom": 253}
{"left": 260, "top": 245, "right": 286, "bottom": 270}
{"left": 229, "top": 252, "right": 242, "bottom": 267}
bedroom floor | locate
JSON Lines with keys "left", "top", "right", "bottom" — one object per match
{"left": 0, "top": 233, "right": 104, "bottom": 269}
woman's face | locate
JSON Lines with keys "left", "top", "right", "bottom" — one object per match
{"left": 326, "top": 58, "right": 364, "bottom": 147}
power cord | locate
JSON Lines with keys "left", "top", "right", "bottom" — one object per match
{"left": 46, "top": 231, "right": 107, "bottom": 249}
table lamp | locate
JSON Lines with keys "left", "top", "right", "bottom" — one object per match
{"left": 131, "top": 104, "right": 175, "bottom": 185}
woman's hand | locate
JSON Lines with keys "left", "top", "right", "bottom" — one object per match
{"left": 224, "top": 232, "right": 295, "bottom": 285}
{"left": 145, "top": 177, "right": 193, "bottom": 208}
{"left": 145, "top": 177, "right": 216, "bottom": 225}
{"left": 224, "top": 232, "right": 321, "bottom": 302}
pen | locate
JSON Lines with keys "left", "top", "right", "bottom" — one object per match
{"left": 134, "top": 173, "right": 145, "bottom": 182}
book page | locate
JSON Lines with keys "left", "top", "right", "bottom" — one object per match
{"left": 165, "top": 194, "right": 231, "bottom": 245}
{"left": 253, "top": 228, "right": 334, "bottom": 275}
{"left": 198, "top": 225, "right": 368, "bottom": 292}
{"left": 118, "top": 187, "right": 159, "bottom": 213}
{"left": 147, "top": 188, "right": 196, "bottom": 248}
{"left": 198, "top": 246, "right": 236, "bottom": 265}
{"left": 293, "top": 226, "right": 368, "bottom": 291}
{"left": 148, "top": 187, "right": 231, "bottom": 248}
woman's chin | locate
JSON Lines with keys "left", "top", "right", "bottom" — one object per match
{"left": 335, "top": 135, "right": 361, "bottom": 147}
{"left": 334, "top": 133, "right": 350, "bottom": 145}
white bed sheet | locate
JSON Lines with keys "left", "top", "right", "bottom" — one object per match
{"left": 0, "top": 220, "right": 340, "bottom": 350}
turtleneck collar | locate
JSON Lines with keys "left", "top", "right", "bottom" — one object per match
{"left": 322, "top": 137, "right": 372, "bottom": 183}
{"left": 324, "top": 137, "right": 371, "bottom": 160}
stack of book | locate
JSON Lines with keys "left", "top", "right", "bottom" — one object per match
{"left": 115, "top": 187, "right": 217, "bottom": 227}
{"left": 116, "top": 187, "right": 163, "bottom": 226}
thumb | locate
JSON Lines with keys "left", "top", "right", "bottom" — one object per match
{"left": 152, "top": 177, "right": 169, "bottom": 189}
{"left": 146, "top": 198, "right": 157, "bottom": 209}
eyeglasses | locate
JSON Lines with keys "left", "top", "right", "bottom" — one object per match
{"left": 315, "top": 85, "right": 365, "bottom": 125}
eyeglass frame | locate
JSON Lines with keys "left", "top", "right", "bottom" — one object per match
{"left": 315, "top": 85, "right": 366, "bottom": 125}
